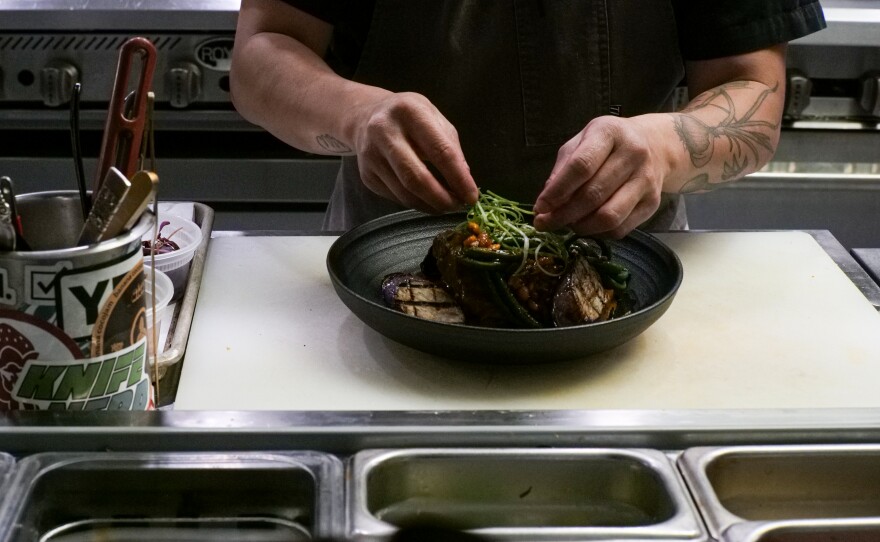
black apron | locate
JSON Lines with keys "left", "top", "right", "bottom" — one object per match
{"left": 323, "top": 0, "right": 688, "bottom": 231}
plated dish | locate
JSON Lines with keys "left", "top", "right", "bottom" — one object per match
{"left": 327, "top": 210, "right": 682, "bottom": 363}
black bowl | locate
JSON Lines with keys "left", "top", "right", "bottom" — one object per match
{"left": 327, "top": 211, "right": 683, "bottom": 363}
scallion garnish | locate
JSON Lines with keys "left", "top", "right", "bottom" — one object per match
{"left": 459, "top": 190, "right": 573, "bottom": 275}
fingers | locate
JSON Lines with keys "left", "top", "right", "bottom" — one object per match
{"left": 533, "top": 119, "right": 616, "bottom": 216}
{"left": 409, "top": 119, "right": 479, "bottom": 206}
{"left": 356, "top": 92, "right": 478, "bottom": 213}
{"left": 567, "top": 179, "right": 660, "bottom": 238}
{"left": 533, "top": 116, "right": 664, "bottom": 238}
{"left": 534, "top": 156, "right": 632, "bottom": 231}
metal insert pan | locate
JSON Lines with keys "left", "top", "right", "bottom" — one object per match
{"left": 348, "top": 447, "right": 706, "bottom": 541}
{"left": 721, "top": 518, "right": 880, "bottom": 542}
{"left": 678, "top": 444, "right": 880, "bottom": 540}
{"left": 0, "top": 451, "right": 342, "bottom": 542}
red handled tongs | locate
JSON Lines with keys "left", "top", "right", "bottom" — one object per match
{"left": 93, "top": 37, "right": 157, "bottom": 195}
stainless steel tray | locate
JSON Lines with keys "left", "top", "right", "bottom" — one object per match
{"left": 153, "top": 202, "right": 214, "bottom": 407}
{"left": 721, "top": 518, "right": 880, "bottom": 542}
{"left": 348, "top": 448, "right": 707, "bottom": 541}
{"left": 677, "top": 444, "right": 880, "bottom": 540}
{"left": 0, "top": 451, "right": 343, "bottom": 542}
{"left": 0, "top": 453, "right": 13, "bottom": 501}
{"left": 38, "top": 517, "right": 311, "bottom": 542}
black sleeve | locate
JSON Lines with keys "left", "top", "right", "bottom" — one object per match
{"left": 274, "top": 0, "right": 343, "bottom": 24}
{"left": 671, "top": 0, "right": 827, "bottom": 60}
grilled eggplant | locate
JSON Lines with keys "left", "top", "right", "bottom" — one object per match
{"left": 381, "top": 272, "right": 466, "bottom": 324}
{"left": 552, "top": 254, "right": 614, "bottom": 326}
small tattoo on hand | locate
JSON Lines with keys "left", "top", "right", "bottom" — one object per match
{"left": 316, "top": 134, "right": 352, "bottom": 154}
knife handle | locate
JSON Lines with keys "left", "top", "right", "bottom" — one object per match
{"left": 78, "top": 167, "right": 131, "bottom": 246}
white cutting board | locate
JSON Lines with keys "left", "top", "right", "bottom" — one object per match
{"left": 174, "top": 231, "right": 880, "bottom": 411}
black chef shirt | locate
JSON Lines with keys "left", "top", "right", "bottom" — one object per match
{"left": 280, "top": 0, "right": 826, "bottom": 77}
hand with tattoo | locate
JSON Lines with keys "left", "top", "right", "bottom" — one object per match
{"left": 534, "top": 78, "right": 782, "bottom": 237}
{"left": 675, "top": 82, "right": 779, "bottom": 193}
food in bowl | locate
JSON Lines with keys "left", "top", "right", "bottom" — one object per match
{"left": 381, "top": 191, "right": 634, "bottom": 328}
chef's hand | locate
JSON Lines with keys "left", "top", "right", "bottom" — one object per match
{"left": 533, "top": 115, "right": 668, "bottom": 239}
{"left": 348, "top": 91, "right": 479, "bottom": 213}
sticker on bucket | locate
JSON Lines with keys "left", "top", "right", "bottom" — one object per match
{"left": 0, "top": 251, "right": 152, "bottom": 412}
{"left": 56, "top": 250, "right": 145, "bottom": 343}
{"left": 90, "top": 258, "right": 148, "bottom": 357}
{"left": 9, "top": 337, "right": 150, "bottom": 411}
{"left": 0, "top": 310, "right": 83, "bottom": 410}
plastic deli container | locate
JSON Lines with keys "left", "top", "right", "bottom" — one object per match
{"left": 144, "top": 268, "right": 173, "bottom": 351}
{"left": 142, "top": 214, "right": 202, "bottom": 300}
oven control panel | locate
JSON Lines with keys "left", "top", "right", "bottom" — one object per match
{"left": 782, "top": 1, "right": 880, "bottom": 126}
{"left": 0, "top": 33, "right": 234, "bottom": 109}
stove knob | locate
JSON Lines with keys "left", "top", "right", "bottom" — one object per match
{"left": 166, "top": 62, "right": 202, "bottom": 108}
{"left": 859, "top": 71, "right": 880, "bottom": 118}
{"left": 40, "top": 61, "right": 79, "bottom": 107}
{"left": 783, "top": 69, "right": 811, "bottom": 119}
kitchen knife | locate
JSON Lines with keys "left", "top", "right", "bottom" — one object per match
{"left": 105, "top": 169, "right": 159, "bottom": 236}
{"left": 78, "top": 167, "right": 131, "bottom": 246}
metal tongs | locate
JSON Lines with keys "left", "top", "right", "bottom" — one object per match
{"left": 0, "top": 177, "right": 17, "bottom": 251}
{"left": 93, "top": 37, "right": 157, "bottom": 194}
{"left": 0, "top": 177, "right": 28, "bottom": 252}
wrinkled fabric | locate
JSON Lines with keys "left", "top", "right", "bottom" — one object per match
{"left": 324, "top": 0, "right": 687, "bottom": 231}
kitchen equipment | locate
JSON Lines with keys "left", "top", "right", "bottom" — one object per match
{"left": 677, "top": 444, "right": 880, "bottom": 540}
{"left": 0, "top": 0, "right": 338, "bottom": 232}
{"left": 144, "top": 267, "right": 173, "bottom": 352}
{"left": 106, "top": 169, "right": 158, "bottom": 235}
{"left": 150, "top": 202, "right": 213, "bottom": 407}
{"left": 0, "top": 451, "right": 344, "bottom": 542}
{"left": 0, "top": 191, "right": 154, "bottom": 411}
{"left": 348, "top": 448, "right": 705, "bottom": 541}
{"left": 2, "top": 178, "right": 29, "bottom": 252}
{"left": 69, "top": 82, "right": 88, "bottom": 219}
{"left": 77, "top": 166, "right": 131, "bottom": 246}
{"left": 143, "top": 212, "right": 203, "bottom": 300}
{"left": 0, "top": 452, "right": 13, "bottom": 495}
{"left": 682, "top": 1, "right": 880, "bottom": 249}
{"left": 327, "top": 210, "right": 682, "bottom": 363}
{"left": 721, "top": 518, "right": 880, "bottom": 542}
{"left": 0, "top": 178, "right": 18, "bottom": 251}
{"left": 93, "top": 37, "right": 157, "bottom": 192}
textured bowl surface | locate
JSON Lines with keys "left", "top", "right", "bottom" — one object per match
{"left": 327, "top": 211, "right": 683, "bottom": 363}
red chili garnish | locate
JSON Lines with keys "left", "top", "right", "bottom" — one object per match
{"left": 142, "top": 220, "right": 181, "bottom": 255}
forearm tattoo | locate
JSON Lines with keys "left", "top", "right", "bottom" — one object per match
{"left": 315, "top": 134, "right": 352, "bottom": 154}
{"left": 674, "top": 82, "right": 779, "bottom": 193}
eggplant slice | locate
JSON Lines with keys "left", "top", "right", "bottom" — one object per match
{"left": 381, "top": 272, "right": 465, "bottom": 324}
{"left": 552, "top": 255, "right": 614, "bottom": 326}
